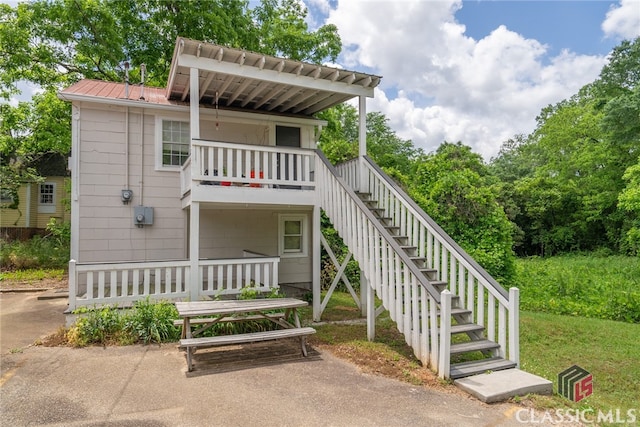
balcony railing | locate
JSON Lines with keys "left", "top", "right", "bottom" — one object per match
{"left": 181, "top": 139, "right": 316, "bottom": 196}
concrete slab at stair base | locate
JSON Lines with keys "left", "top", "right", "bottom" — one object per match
{"left": 454, "top": 368, "right": 553, "bottom": 403}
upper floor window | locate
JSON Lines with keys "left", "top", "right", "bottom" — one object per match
{"left": 38, "top": 182, "right": 56, "bottom": 213}
{"left": 160, "top": 120, "right": 190, "bottom": 168}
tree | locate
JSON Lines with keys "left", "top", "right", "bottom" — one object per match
{"left": 489, "top": 38, "right": 640, "bottom": 256}
{"left": 0, "top": 0, "right": 341, "bottom": 94}
{"left": 412, "top": 142, "right": 516, "bottom": 283}
{"left": 318, "top": 104, "right": 423, "bottom": 177}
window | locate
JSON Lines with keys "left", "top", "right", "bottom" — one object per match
{"left": 275, "top": 125, "right": 301, "bottom": 148}
{"left": 279, "top": 214, "right": 308, "bottom": 257}
{"left": 161, "top": 120, "right": 190, "bottom": 167}
{"left": 38, "top": 182, "right": 56, "bottom": 213}
{"left": 0, "top": 189, "right": 14, "bottom": 205}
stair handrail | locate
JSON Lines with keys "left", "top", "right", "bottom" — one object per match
{"left": 316, "top": 150, "right": 442, "bottom": 303}
{"left": 361, "top": 155, "right": 509, "bottom": 303}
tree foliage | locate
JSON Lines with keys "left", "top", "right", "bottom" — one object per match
{"left": 318, "top": 104, "right": 423, "bottom": 176}
{"left": 490, "top": 37, "right": 640, "bottom": 256}
{"left": 411, "top": 142, "right": 516, "bottom": 282}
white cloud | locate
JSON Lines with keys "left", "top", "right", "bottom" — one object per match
{"left": 325, "top": 0, "right": 609, "bottom": 160}
{"left": 602, "top": 0, "right": 640, "bottom": 39}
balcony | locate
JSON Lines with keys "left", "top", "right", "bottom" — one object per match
{"left": 181, "top": 139, "right": 317, "bottom": 206}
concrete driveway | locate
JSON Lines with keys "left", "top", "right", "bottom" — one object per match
{"left": 0, "top": 291, "right": 555, "bottom": 427}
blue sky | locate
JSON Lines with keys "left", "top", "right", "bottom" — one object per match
{"left": 456, "top": 1, "right": 619, "bottom": 57}
{"left": 312, "top": 0, "right": 640, "bottom": 158}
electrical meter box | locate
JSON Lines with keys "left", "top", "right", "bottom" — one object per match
{"left": 133, "top": 206, "right": 154, "bottom": 227}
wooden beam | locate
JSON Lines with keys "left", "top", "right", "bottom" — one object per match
{"left": 227, "top": 79, "right": 252, "bottom": 105}
{"left": 241, "top": 81, "right": 270, "bottom": 107}
{"left": 177, "top": 53, "right": 374, "bottom": 97}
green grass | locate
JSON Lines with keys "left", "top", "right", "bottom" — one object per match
{"left": 311, "top": 289, "right": 639, "bottom": 421}
{"left": 516, "top": 255, "right": 640, "bottom": 323}
{"left": 0, "top": 268, "right": 66, "bottom": 281}
{"left": 520, "top": 310, "right": 639, "bottom": 417}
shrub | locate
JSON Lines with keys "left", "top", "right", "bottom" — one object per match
{"left": 0, "top": 221, "right": 70, "bottom": 270}
{"left": 66, "top": 305, "right": 133, "bottom": 347}
{"left": 67, "top": 299, "right": 180, "bottom": 347}
{"left": 124, "top": 298, "right": 180, "bottom": 344}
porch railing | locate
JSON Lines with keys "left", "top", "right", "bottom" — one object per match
{"left": 336, "top": 157, "right": 520, "bottom": 374}
{"left": 181, "top": 139, "right": 316, "bottom": 195}
{"left": 68, "top": 253, "right": 279, "bottom": 311}
{"left": 317, "top": 151, "right": 443, "bottom": 370}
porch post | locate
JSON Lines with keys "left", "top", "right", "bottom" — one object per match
{"left": 358, "top": 95, "right": 368, "bottom": 193}
{"left": 312, "top": 205, "right": 322, "bottom": 321}
{"left": 365, "top": 275, "right": 375, "bottom": 341}
{"left": 189, "top": 202, "right": 200, "bottom": 300}
{"left": 189, "top": 67, "right": 200, "bottom": 139}
{"left": 189, "top": 67, "right": 200, "bottom": 300}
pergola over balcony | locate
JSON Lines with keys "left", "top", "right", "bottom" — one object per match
{"left": 166, "top": 37, "right": 381, "bottom": 115}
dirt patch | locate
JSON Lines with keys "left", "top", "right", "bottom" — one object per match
{"left": 0, "top": 275, "right": 68, "bottom": 291}
{"left": 309, "top": 337, "right": 463, "bottom": 396}
{"left": 40, "top": 327, "right": 69, "bottom": 347}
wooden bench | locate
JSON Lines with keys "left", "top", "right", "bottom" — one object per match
{"left": 180, "top": 327, "right": 316, "bottom": 371}
{"left": 173, "top": 313, "right": 286, "bottom": 338}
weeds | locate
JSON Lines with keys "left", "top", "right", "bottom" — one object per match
{"left": 66, "top": 300, "right": 180, "bottom": 347}
{"left": 516, "top": 255, "right": 640, "bottom": 323}
{"left": 124, "top": 298, "right": 180, "bottom": 344}
{"left": 1, "top": 224, "right": 70, "bottom": 271}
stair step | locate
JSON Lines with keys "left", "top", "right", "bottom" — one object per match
{"left": 450, "top": 339, "right": 499, "bottom": 355}
{"left": 449, "top": 357, "right": 517, "bottom": 379}
{"left": 438, "top": 307, "right": 472, "bottom": 316}
{"left": 419, "top": 268, "right": 438, "bottom": 280}
{"left": 430, "top": 280, "right": 448, "bottom": 289}
{"left": 384, "top": 225, "right": 400, "bottom": 232}
{"left": 437, "top": 307, "right": 472, "bottom": 317}
{"left": 392, "top": 235, "right": 409, "bottom": 241}
{"left": 450, "top": 323, "right": 484, "bottom": 334}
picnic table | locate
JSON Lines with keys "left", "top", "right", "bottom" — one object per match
{"left": 175, "top": 298, "right": 315, "bottom": 372}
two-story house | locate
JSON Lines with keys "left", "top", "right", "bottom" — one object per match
{"left": 59, "top": 37, "right": 520, "bottom": 380}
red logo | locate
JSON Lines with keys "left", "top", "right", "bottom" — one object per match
{"left": 558, "top": 365, "right": 593, "bottom": 402}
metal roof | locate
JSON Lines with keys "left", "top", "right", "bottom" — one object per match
{"left": 166, "top": 38, "right": 382, "bottom": 116}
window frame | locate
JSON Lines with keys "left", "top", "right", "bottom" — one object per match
{"left": 278, "top": 214, "right": 308, "bottom": 258}
{"left": 155, "top": 117, "right": 191, "bottom": 171}
{"left": 0, "top": 189, "right": 14, "bottom": 206}
{"left": 38, "top": 182, "right": 56, "bottom": 214}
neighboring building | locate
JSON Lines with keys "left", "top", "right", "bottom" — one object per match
{"left": 1, "top": 153, "right": 69, "bottom": 240}
{"left": 59, "top": 37, "right": 519, "bottom": 379}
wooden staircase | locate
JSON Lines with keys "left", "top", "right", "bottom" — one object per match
{"left": 356, "top": 191, "right": 517, "bottom": 379}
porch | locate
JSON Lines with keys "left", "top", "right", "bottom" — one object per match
{"left": 67, "top": 250, "right": 280, "bottom": 311}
